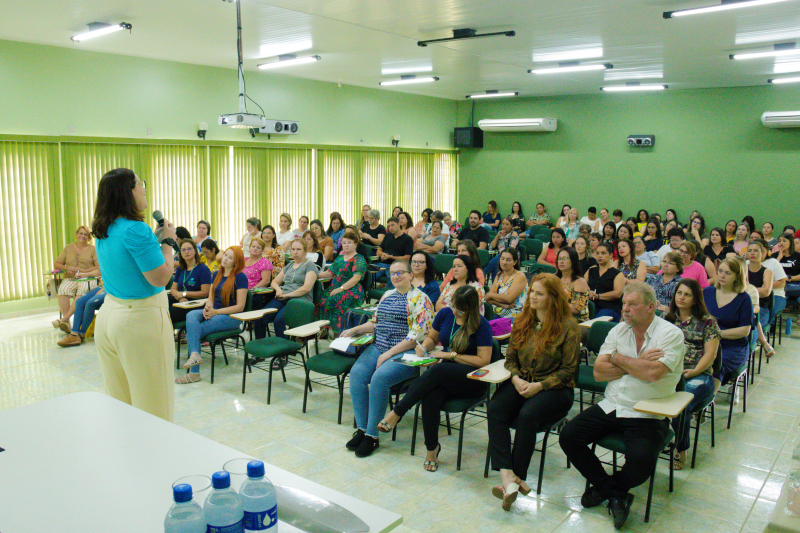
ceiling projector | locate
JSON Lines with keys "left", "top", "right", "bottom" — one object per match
{"left": 218, "top": 113, "right": 267, "bottom": 129}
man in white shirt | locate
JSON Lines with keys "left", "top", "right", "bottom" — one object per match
{"left": 656, "top": 228, "right": 685, "bottom": 263}
{"left": 559, "top": 282, "right": 685, "bottom": 529}
{"left": 580, "top": 206, "right": 601, "bottom": 233}
{"left": 613, "top": 209, "right": 624, "bottom": 229}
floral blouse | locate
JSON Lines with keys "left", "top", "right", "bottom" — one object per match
{"left": 492, "top": 231, "right": 520, "bottom": 253}
{"left": 563, "top": 280, "right": 590, "bottom": 322}
{"left": 449, "top": 220, "right": 463, "bottom": 235}
{"left": 677, "top": 314, "right": 721, "bottom": 375}
{"left": 491, "top": 271, "right": 527, "bottom": 318}
{"left": 262, "top": 247, "right": 284, "bottom": 275}
{"left": 618, "top": 258, "right": 641, "bottom": 280}
{"left": 646, "top": 274, "right": 682, "bottom": 306}
{"left": 440, "top": 281, "right": 486, "bottom": 315}
{"left": 370, "top": 286, "right": 434, "bottom": 348}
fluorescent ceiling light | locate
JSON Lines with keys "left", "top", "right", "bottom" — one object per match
{"left": 529, "top": 63, "right": 612, "bottom": 74}
{"left": 774, "top": 60, "right": 800, "bottom": 73}
{"left": 71, "top": 22, "right": 131, "bottom": 42}
{"left": 664, "top": 0, "right": 789, "bottom": 18}
{"left": 257, "top": 55, "right": 321, "bottom": 70}
{"left": 601, "top": 84, "right": 667, "bottom": 92}
{"left": 532, "top": 47, "right": 603, "bottom": 63}
{"left": 258, "top": 39, "right": 313, "bottom": 58}
{"left": 731, "top": 43, "right": 798, "bottom": 60}
{"left": 379, "top": 76, "right": 439, "bottom": 86}
{"left": 381, "top": 65, "right": 433, "bottom": 75}
{"left": 466, "top": 91, "right": 519, "bottom": 99}
{"left": 604, "top": 68, "right": 664, "bottom": 81}
{"left": 769, "top": 76, "right": 800, "bottom": 83}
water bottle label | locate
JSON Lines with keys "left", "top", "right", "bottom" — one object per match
{"left": 207, "top": 521, "right": 244, "bottom": 533}
{"left": 243, "top": 504, "right": 277, "bottom": 531}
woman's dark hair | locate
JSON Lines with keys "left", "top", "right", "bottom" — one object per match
{"left": 310, "top": 219, "right": 325, "bottom": 235}
{"left": 666, "top": 278, "right": 711, "bottom": 323}
{"left": 596, "top": 242, "right": 614, "bottom": 256}
{"left": 549, "top": 228, "right": 566, "bottom": 249}
{"left": 431, "top": 220, "right": 444, "bottom": 231}
{"left": 616, "top": 224, "right": 632, "bottom": 241}
{"left": 782, "top": 225, "right": 796, "bottom": 234}
{"left": 411, "top": 251, "right": 436, "bottom": 284}
{"left": 421, "top": 208, "right": 434, "bottom": 222}
{"left": 709, "top": 227, "right": 725, "bottom": 244}
{"left": 725, "top": 220, "right": 738, "bottom": 233}
{"left": 261, "top": 225, "right": 278, "bottom": 248}
{"left": 637, "top": 209, "right": 649, "bottom": 222}
{"left": 177, "top": 238, "right": 201, "bottom": 270}
{"left": 556, "top": 246, "right": 583, "bottom": 281}
{"left": 452, "top": 254, "right": 479, "bottom": 284}
{"left": 691, "top": 215, "right": 706, "bottom": 236}
{"left": 450, "top": 285, "right": 482, "bottom": 354}
{"left": 560, "top": 204, "right": 571, "bottom": 216}
{"left": 665, "top": 209, "right": 678, "bottom": 222}
{"left": 602, "top": 221, "right": 617, "bottom": 241}
{"left": 201, "top": 238, "right": 220, "bottom": 255}
{"left": 469, "top": 209, "right": 482, "bottom": 219}
{"left": 398, "top": 212, "right": 414, "bottom": 230}
{"left": 488, "top": 200, "right": 497, "bottom": 210}
{"left": 499, "top": 247, "right": 520, "bottom": 271}
{"left": 197, "top": 219, "right": 211, "bottom": 235}
{"left": 511, "top": 201, "right": 524, "bottom": 219}
{"left": 456, "top": 239, "right": 481, "bottom": 269}
{"left": 327, "top": 212, "right": 345, "bottom": 235}
{"left": 742, "top": 215, "right": 756, "bottom": 233}
{"left": 393, "top": 206, "right": 403, "bottom": 215}
{"left": 750, "top": 230, "right": 765, "bottom": 240}
{"left": 246, "top": 217, "right": 262, "bottom": 231}
{"left": 646, "top": 218, "right": 663, "bottom": 240}
{"left": 175, "top": 226, "right": 192, "bottom": 240}
{"left": 616, "top": 238, "right": 636, "bottom": 269}
{"left": 91, "top": 168, "right": 143, "bottom": 239}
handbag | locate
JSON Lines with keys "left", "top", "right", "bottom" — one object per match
{"left": 489, "top": 317, "right": 512, "bottom": 337}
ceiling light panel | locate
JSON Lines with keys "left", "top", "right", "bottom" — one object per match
{"left": 381, "top": 64, "right": 433, "bottom": 75}
{"left": 604, "top": 67, "right": 664, "bottom": 81}
{"left": 774, "top": 60, "right": 800, "bottom": 73}
{"left": 532, "top": 46, "right": 603, "bottom": 63}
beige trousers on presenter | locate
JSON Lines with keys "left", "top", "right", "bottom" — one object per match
{"left": 95, "top": 291, "right": 175, "bottom": 422}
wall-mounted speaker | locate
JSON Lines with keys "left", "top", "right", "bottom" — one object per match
{"left": 628, "top": 134, "right": 655, "bottom": 147}
{"left": 454, "top": 127, "right": 483, "bottom": 148}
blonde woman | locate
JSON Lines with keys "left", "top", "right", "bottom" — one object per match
{"left": 53, "top": 225, "right": 101, "bottom": 332}
{"left": 277, "top": 213, "right": 299, "bottom": 251}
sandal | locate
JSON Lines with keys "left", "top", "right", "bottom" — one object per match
{"left": 183, "top": 353, "right": 203, "bottom": 370}
{"left": 377, "top": 414, "right": 402, "bottom": 433}
{"left": 672, "top": 452, "right": 686, "bottom": 471}
{"left": 422, "top": 444, "right": 441, "bottom": 472}
{"left": 175, "top": 373, "right": 201, "bottom": 384}
{"left": 765, "top": 347, "right": 776, "bottom": 359}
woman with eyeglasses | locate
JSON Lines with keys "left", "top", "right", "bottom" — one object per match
{"left": 317, "top": 230, "right": 367, "bottom": 334}
{"left": 672, "top": 241, "right": 709, "bottom": 289}
{"left": 415, "top": 220, "right": 448, "bottom": 255}
{"left": 377, "top": 285, "right": 493, "bottom": 471}
{"left": 436, "top": 255, "right": 486, "bottom": 315}
{"left": 167, "top": 238, "right": 213, "bottom": 325}
{"left": 647, "top": 251, "right": 684, "bottom": 313}
{"left": 342, "top": 260, "right": 434, "bottom": 457}
{"left": 409, "top": 251, "right": 441, "bottom": 303}
{"left": 486, "top": 248, "right": 528, "bottom": 319}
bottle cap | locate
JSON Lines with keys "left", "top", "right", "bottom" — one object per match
{"left": 173, "top": 484, "right": 193, "bottom": 502}
{"left": 247, "top": 460, "right": 265, "bottom": 478}
{"left": 211, "top": 471, "right": 231, "bottom": 489}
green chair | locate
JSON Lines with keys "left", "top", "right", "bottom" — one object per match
{"left": 527, "top": 263, "right": 557, "bottom": 275}
{"left": 576, "top": 321, "right": 616, "bottom": 409}
{"left": 688, "top": 347, "right": 722, "bottom": 468}
{"left": 409, "top": 341, "right": 502, "bottom": 470}
{"left": 717, "top": 359, "right": 748, "bottom": 429}
{"left": 242, "top": 299, "right": 325, "bottom": 403}
{"left": 533, "top": 228, "right": 552, "bottom": 242}
{"left": 587, "top": 299, "right": 596, "bottom": 320}
{"left": 434, "top": 254, "right": 457, "bottom": 277}
{"left": 516, "top": 244, "right": 527, "bottom": 263}
{"left": 477, "top": 249, "right": 490, "bottom": 268}
{"left": 302, "top": 350, "right": 356, "bottom": 424}
{"left": 529, "top": 226, "right": 551, "bottom": 237}
{"left": 205, "top": 291, "right": 252, "bottom": 384}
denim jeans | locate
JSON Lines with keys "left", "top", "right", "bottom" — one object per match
{"left": 254, "top": 299, "right": 288, "bottom": 339}
{"left": 185, "top": 309, "right": 241, "bottom": 374}
{"left": 786, "top": 282, "right": 800, "bottom": 301}
{"left": 672, "top": 373, "right": 715, "bottom": 452}
{"left": 595, "top": 309, "right": 621, "bottom": 321}
{"left": 770, "top": 295, "right": 786, "bottom": 325}
{"left": 372, "top": 262, "right": 393, "bottom": 287}
{"left": 751, "top": 307, "right": 770, "bottom": 351}
{"left": 349, "top": 344, "right": 419, "bottom": 438}
{"left": 484, "top": 254, "right": 501, "bottom": 281}
{"left": 72, "top": 287, "right": 105, "bottom": 335}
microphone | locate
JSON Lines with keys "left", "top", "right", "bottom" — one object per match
{"left": 152, "top": 210, "right": 165, "bottom": 228}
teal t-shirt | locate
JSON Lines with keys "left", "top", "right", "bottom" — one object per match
{"left": 96, "top": 218, "right": 166, "bottom": 299}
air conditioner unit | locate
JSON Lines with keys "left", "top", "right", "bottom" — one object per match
{"left": 477, "top": 118, "right": 557, "bottom": 132}
{"left": 761, "top": 111, "right": 800, "bottom": 128}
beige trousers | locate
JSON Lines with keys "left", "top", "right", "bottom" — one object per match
{"left": 95, "top": 291, "right": 175, "bottom": 422}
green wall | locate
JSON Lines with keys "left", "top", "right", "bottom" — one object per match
{"left": 456, "top": 86, "right": 800, "bottom": 231}
{"left": 0, "top": 40, "right": 456, "bottom": 149}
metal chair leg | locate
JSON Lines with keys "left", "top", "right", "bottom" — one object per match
{"left": 302, "top": 367, "right": 310, "bottom": 413}
{"left": 456, "top": 410, "right": 468, "bottom": 471}
{"left": 241, "top": 351, "right": 248, "bottom": 393}
{"left": 445, "top": 412, "right": 452, "bottom": 435}
{"left": 410, "top": 403, "right": 420, "bottom": 456}
{"left": 210, "top": 343, "right": 216, "bottom": 384}
{"left": 221, "top": 342, "right": 229, "bottom": 366}
{"left": 537, "top": 429, "right": 551, "bottom": 494}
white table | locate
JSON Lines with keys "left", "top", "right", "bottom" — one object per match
{"left": 0, "top": 392, "right": 402, "bottom": 533}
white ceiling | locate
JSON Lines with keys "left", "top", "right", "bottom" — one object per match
{"left": 2, "top": 0, "right": 799, "bottom": 100}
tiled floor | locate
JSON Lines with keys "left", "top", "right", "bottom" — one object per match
{"left": 3, "top": 311, "right": 799, "bottom": 533}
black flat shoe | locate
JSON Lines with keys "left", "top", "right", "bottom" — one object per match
{"left": 354, "top": 435, "right": 379, "bottom": 457}
{"left": 346, "top": 429, "right": 365, "bottom": 451}
{"left": 581, "top": 486, "right": 607, "bottom": 508}
{"left": 608, "top": 493, "right": 634, "bottom": 530}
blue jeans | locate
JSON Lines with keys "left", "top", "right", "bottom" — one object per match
{"left": 786, "top": 282, "right": 800, "bottom": 301}
{"left": 770, "top": 295, "right": 786, "bottom": 325}
{"left": 672, "top": 373, "right": 715, "bottom": 452}
{"left": 751, "top": 308, "right": 770, "bottom": 351}
{"left": 254, "top": 299, "right": 288, "bottom": 339}
{"left": 349, "top": 344, "right": 419, "bottom": 438}
{"left": 595, "top": 309, "right": 621, "bottom": 321}
{"left": 72, "top": 287, "right": 105, "bottom": 335}
{"left": 372, "top": 262, "right": 393, "bottom": 287}
{"left": 185, "top": 310, "right": 241, "bottom": 374}
{"left": 484, "top": 254, "right": 501, "bottom": 280}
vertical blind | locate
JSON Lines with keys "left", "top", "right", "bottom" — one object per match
{"left": 1, "top": 141, "right": 457, "bottom": 303}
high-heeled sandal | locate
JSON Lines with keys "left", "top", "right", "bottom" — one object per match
{"left": 492, "top": 480, "right": 521, "bottom": 511}
{"left": 377, "top": 414, "right": 402, "bottom": 433}
{"left": 183, "top": 353, "right": 203, "bottom": 369}
{"left": 516, "top": 477, "right": 532, "bottom": 495}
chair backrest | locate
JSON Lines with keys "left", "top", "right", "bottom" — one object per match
{"left": 243, "top": 290, "right": 253, "bottom": 312}
{"left": 477, "top": 249, "right": 490, "bottom": 268}
{"left": 524, "top": 238, "right": 543, "bottom": 258}
{"left": 312, "top": 280, "right": 324, "bottom": 305}
{"left": 434, "top": 254, "right": 456, "bottom": 276}
{"left": 712, "top": 343, "right": 722, "bottom": 376}
{"left": 535, "top": 228, "right": 552, "bottom": 241}
{"left": 588, "top": 299, "right": 596, "bottom": 320}
{"left": 484, "top": 301, "right": 495, "bottom": 320}
{"left": 517, "top": 244, "right": 527, "bottom": 262}
{"left": 490, "top": 340, "right": 503, "bottom": 363}
{"left": 529, "top": 226, "right": 549, "bottom": 236}
{"left": 586, "top": 320, "right": 617, "bottom": 355}
{"left": 284, "top": 299, "right": 316, "bottom": 329}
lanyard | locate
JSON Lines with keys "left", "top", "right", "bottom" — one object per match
{"left": 181, "top": 265, "right": 196, "bottom": 290}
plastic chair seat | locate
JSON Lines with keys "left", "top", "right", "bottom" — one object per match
{"left": 202, "top": 329, "right": 242, "bottom": 344}
{"left": 596, "top": 427, "right": 675, "bottom": 455}
{"left": 244, "top": 337, "right": 304, "bottom": 359}
{"left": 305, "top": 351, "right": 356, "bottom": 376}
{"left": 576, "top": 366, "right": 606, "bottom": 393}
{"left": 368, "top": 288, "right": 388, "bottom": 302}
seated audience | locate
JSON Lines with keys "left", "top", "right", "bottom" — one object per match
{"left": 633, "top": 235, "right": 659, "bottom": 274}
{"left": 677, "top": 241, "right": 709, "bottom": 288}
{"left": 598, "top": 208, "right": 612, "bottom": 230}
{"left": 302, "top": 230, "right": 326, "bottom": 269}
{"left": 636, "top": 209, "right": 650, "bottom": 233}
{"left": 398, "top": 211, "right": 418, "bottom": 241}
{"left": 360, "top": 209, "right": 387, "bottom": 248}
{"left": 613, "top": 239, "right": 646, "bottom": 283}
{"left": 731, "top": 223, "right": 750, "bottom": 256}
{"left": 240, "top": 217, "right": 261, "bottom": 258}
{"left": 317, "top": 230, "right": 367, "bottom": 334}
{"left": 602, "top": 221, "right": 617, "bottom": 244}
{"left": 392, "top": 206, "right": 403, "bottom": 218}
{"left": 762, "top": 222, "right": 777, "bottom": 249}
{"left": 440, "top": 240, "right": 486, "bottom": 288}
{"left": 559, "top": 282, "right": 685, "bottom": 529}
{"left": 53, "top": 225, "right": 101, "bottom": 333}
{"left": 580, "top": 206, "right": 601, "bottom": 233}
{"left": 626, "top": 218, "right": 642, "bottom": 237}
{"left": 589, "top": 233, "right": 602, "bottom": 254}
{"left": 327, "top": 212, "right": 346, "bottom": 251}
{"left": 276, "top": 213, "right": 299, "bottom": 251}
{"left": 687, "top": 215, "right": 709, "bottom": 247}
{"left": 704, "top": 227, "right": 735, "bottom": 268}
{"left": 453, "top": 210, "right": 491, "bottom": 250}
{"left": 773, "top": 233, "right": 800, "bottom": 304}
{"left": 689, "top": 239, "right": 717, "bottom": 286}
{"left": 574, "top": 235, "right": 597, "bottom": 274}
{"left": 538, "top": 228, "right": 566, "bottom": 266}
{"left": 612, "top": 209, "right": 624, "bottom": 229}
{"left": 254, "top": 239, "right": 319, "bottom": 340}
{"left": 526, "top": 202, "right": 552, "bottom": 233}
{"left": 193, "top": 220, "right": 212, "bottom": 248}
{"left": 342, "top": 261, "right": 434, "bottom": 457}
{"left": 647, "top": 251, "right": 683, "bottom": 313}
{"left": 242, "top": 237, "right": 274, "bottom": 290}
{"left": 260, "top": 226, "right": 284, "bottom": 275}
{"left": 742, "top": 215, "right": 756, "bottom": 234}
{"left": 486, "top": 217, "right": 520, "bottom": 280}
{"left": 585, "top": 243, "right": 625, "bottom": 321}
{"left": 443, "top": 212, "right": 462, "bottom": 237}
{"left": 555, "top": 204, "right": 571, "bottom": 229}
{"left": 489, "top": 273, "right": 579, "bottom": 511}
{"left": 615, "top": 223, "right": 633, "bottom": 245}
{"left": 703, "top": 258, "right": 753, "bottom": 384}
{"left": 415, "top": 208, "right": 433, "bottom": 238}
{"left": 486, "top": 248, "right": 528, "bottom": 318}
{"left": 746, "top": 240, "right": 775, "bottom": 355}
{"left": 562, "top": 208, "right": 581, "bottom": 245}
{"left": 415, "top": 220, "right": 448, "bottom": 255}
{"left": 179, "top": 246, "right": 248, "bottom": 384}
{"left": 409, "top": 251, "right": 441, "bottom": 303}
{"left": 375, "top": 217, "right": 414, "bottom": 286}
{"left": 556, "top": 247, "right": 590, "bottom": 322}
{"left": 664, "top": 209, "right": 678, "bottom": 228}
{"left": 642, "top": 219, "right": 663, "bottom": 252}
{"left": 665, "top": 279, "right": 721, "bottom": 469}
{"left": 200, "top": 239, "right": 221, "bottom": 273}
{"left": 295, "top": 215, "right": 310, "bottom": 236}
{"left": 509, "top": 201, "right": 526, "bottom": 233}
{"left": 168, "top": 239, "right": 213, "bottom": 324}
{"left": 57, "top": 282, "right": 107, "bottom": 347}
{"left": 310, "top": 219, "right": 335, "bottom": 262}
{"left": 482, "top": 200, "right": 502, "bottom": 230}
{"left": 723, "top": 220, "right": 737, "bottom": 243}
{"left": 437, "top": 255, "right": 486, "bottom": 314}
{"left": 358, "top": 204, "right": 371, "bottom": 230}
{"left": 657, "top": 228, "right": 684, "bottom": 262}
{"left": 378, "top": 285, "right": 492, "bottom": 470}
{"left": 578, "top": 224, "right": 593, "bottom": 241}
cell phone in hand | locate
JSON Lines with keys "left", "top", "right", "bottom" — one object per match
{"left": 472, "top": 369, "right": 490, "bottom": 377}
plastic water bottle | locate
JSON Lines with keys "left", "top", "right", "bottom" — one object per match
{"left": 164, "top": 484, "right": 206, "bottom": 533}
{"left": 204, "top": 471, "right": 244, "bottom": 533}
{"left": 239, "top": 461, "right": 278, "bottom": 532}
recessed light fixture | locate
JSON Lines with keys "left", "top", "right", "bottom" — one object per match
{"left": 71, "top": 22, "right": 132, "bottom": 42}
{"left": 768, "top": 76, "right": 800, "bottom": 84}
{"left": 529, "top": 62, "right": 612, "bottom": 75}
{"left": 381, "top": 65, "right": 433, "bottom": 75}
{"left": 466, "top": 91, "right": 519, "bottom": 99}
{"left": 601, "top": 82, "right": 667, "bottom": 92}
{"left": 379, "top": 75, "right": 439, "bottom": 86}
{"left": 664, "top": 0, "right": 789, "bottom": 18}
{"left": 257, "top": 54, "right": 321, "bottom": 70}
{"left": 730, "top": 42, "right": 798, "bottom": 60}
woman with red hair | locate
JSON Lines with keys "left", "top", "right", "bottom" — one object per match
{"left": 487, "top": 273, "right": 580, "bottom": 511}
{"left": 178, "top": 246, "right": 248, "bottom": 384}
